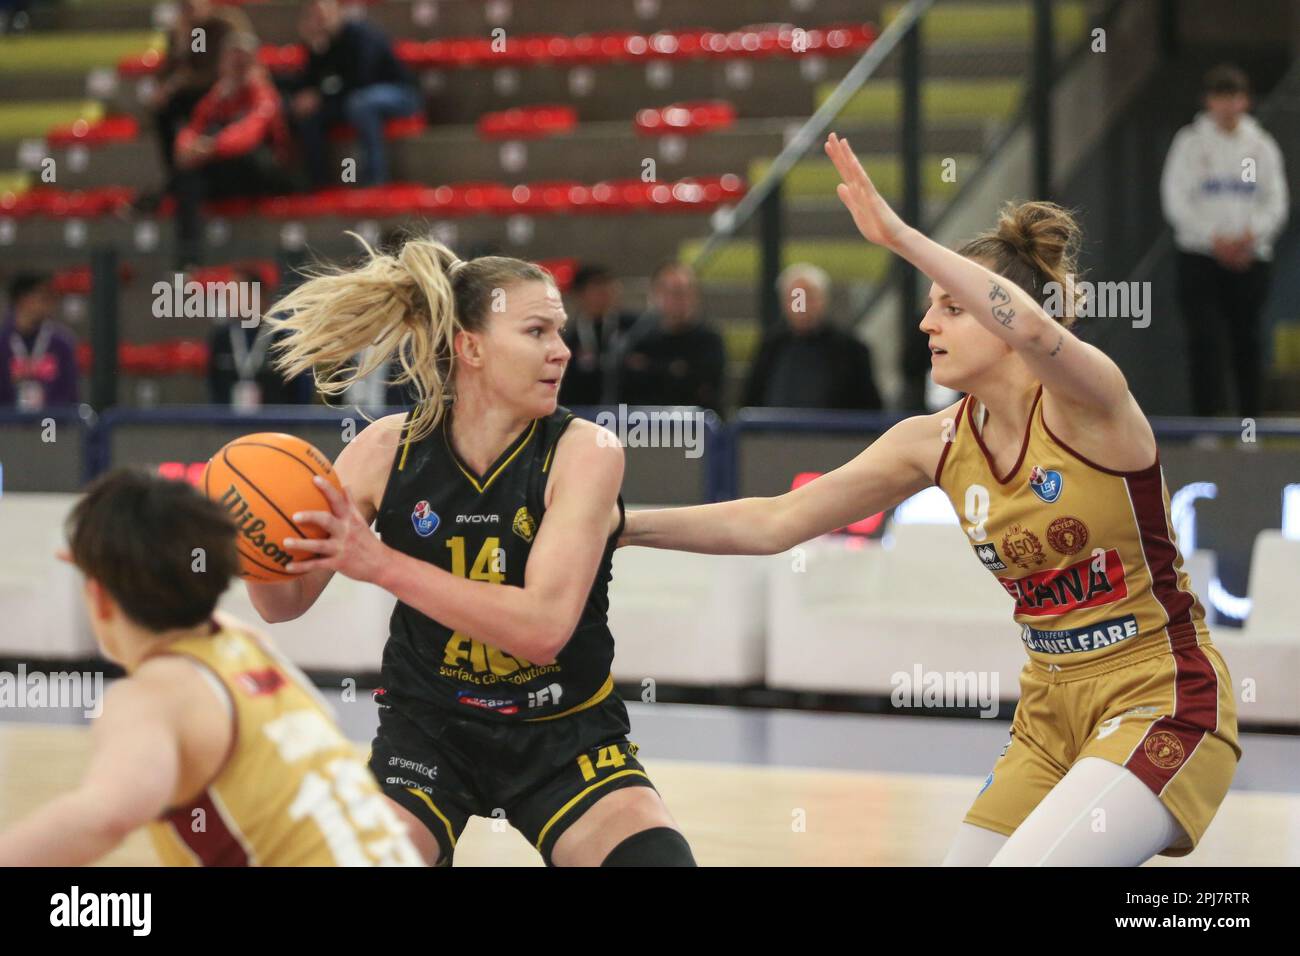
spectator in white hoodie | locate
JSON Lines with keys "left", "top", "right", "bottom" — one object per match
{"left": 1161, "top": 64, "right": 1289, "bottom": 418}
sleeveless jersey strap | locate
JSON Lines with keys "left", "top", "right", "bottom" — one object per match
{"left": 528, "top": 411, "right": 577, "bottom": 516}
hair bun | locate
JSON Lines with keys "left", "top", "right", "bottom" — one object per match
{"left": 995, "top": 200, "right": 1079, "bottom": 273}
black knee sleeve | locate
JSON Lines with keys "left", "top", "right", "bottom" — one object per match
{"left": 600, "top": 827, "right": 696, "bottom": 867}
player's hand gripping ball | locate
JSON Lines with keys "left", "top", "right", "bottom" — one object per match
{"left": 202, "top": 432, "right": 343, "bottom": 583}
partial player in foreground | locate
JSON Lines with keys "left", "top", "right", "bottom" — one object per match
{"left": 0, "top": 469, "right": 422, "bottom": 867}
{"left": 620, "top": 133, "right": 1241, "bottom": 866}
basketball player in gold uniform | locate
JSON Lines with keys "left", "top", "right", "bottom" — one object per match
{"left": 620, "top": 133, "right": 1240, "bottom": 866}
{"left": 0, "top": 470, "right": 422, "bottom": 866}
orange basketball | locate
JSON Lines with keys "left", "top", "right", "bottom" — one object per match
{"left": 202, "top": 433, "right": 344, "bottom": 583}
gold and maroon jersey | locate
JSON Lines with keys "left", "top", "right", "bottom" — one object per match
{"left": 934, "top": 386, "right": 1211, "bottom": 665}
{"left": 143, "top": 612, "right": 422, "bottom": 866}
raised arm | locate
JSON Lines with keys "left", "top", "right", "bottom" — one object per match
{"left": 285, "top": 419, "right": 624, "bottom": 665}
{"left": 623, "top": 410, "right": 944, "bottom": 555}
{"left": 826, "top": 132, "right": 1132, "bottom": 420}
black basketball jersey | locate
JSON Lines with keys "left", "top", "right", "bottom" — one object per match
{"left": 374, "top": 405, "right": 624, "bottom": 722}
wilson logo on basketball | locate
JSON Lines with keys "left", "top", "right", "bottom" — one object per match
{"left": 217, "top": 484, "right": 294, "bottom": 571}
{"left": 1143, "top": 731, "right": 1185, "bottom": 770}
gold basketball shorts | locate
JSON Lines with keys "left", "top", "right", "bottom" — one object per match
{"left": 964, "top": 640, "right": 1241, "bottom": 856}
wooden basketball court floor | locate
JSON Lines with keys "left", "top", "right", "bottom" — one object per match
{"left": 2, "top": 702, "right": 1297, "bottom": 866}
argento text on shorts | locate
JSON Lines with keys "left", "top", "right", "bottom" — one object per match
{"left": 50, "top": 886, "right": 151, "bottom": 936}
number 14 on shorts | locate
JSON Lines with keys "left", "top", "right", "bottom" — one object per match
{"left": 577, "top": 743, "right": 637, "bottom": 782}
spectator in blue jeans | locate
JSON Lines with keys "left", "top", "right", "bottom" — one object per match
{"left": 289, "top": 0, "right": 421, "bottom": 188}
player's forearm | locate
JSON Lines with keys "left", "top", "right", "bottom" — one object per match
{"left": 374, "top": 549, "right": 567, "bottom": 663}
{"left": 623, "top": 498, "right": 784, "bottom": 555}
{"left": 893, "top": 225, "right": 1052, "bottom": 350}
{"left": 0, "top": 789, "right": 133, "bottom": 867}
{"left": 245, "top": 576, "right": 306, "bottom": 623}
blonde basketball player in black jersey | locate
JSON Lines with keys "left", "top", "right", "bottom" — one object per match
{"left": 246, "top": 237, "right": 694, "bottom": 867}
{"left": 621, "top": 133, "right": 1240, "bottom": 866}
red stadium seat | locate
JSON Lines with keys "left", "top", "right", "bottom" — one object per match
{"left": 535, "top": 258, "right": 578, "bottom": 291}
{"left": 50, "top": 263, "right": 134, "bottom": 295}
{"left": 189, "top": 260, "right": 279, "bottom": 292}
{"left": 116, "top": 49, "right": 163, "bottom": 76}
{"left": 508, "top": 181, "right": 586, "bottom": 214}
{"left": 47, "top": 115, "right": 141, "bottom": 148}
{"left": 117, "top": 22, "right": 877, "bottom": 79}
{"left": 635, "top": 100, "right": 736, "bottom": 136}
{"left": 161, "top": 339, "right": 210, "bottom": 376}
{"left": 327, "top": 113, "right": 427, "bottom": 144}
{"left": 477, "top": 105, "right": 577, "bottom": 140}
{"left": 257, "top": 43, "right": 306, "bottom": 74}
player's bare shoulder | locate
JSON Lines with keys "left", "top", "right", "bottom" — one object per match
{"left": 336, "top": 413, "right": 409, "bottom": 516}
{"left": 888, "top": 398, "right": 964, "bottom": 485}
{"left": 544, "top": 417, "right": 624, "bottom": 526}
{"left": 558, "top": 416, "right": 625, "bottom": 465}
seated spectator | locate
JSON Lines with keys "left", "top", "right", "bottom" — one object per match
{"left": 172, "top": 31, "right": 293, "bottom": 267}
{"left": 289, "top": 0, "right": 421, "bottom": 189}
{"left": 0, "top": 273, "right": 80, "bottom": 410}
{"left": 559, "top": 264, "right": 640, "bottom": 406}
{"left": 743, "top": 264, "right": 882, "bottom": 410}
{"left": 137, "top": 0, "right": 252, "bottom": 211}
{"left": 207, "top": 268, "right": 313, "bottom": 408}
{"left": 621, "top": 263, "right": 725, "bottom": 411}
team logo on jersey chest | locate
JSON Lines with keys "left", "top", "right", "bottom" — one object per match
{"left": 411, "top": 500, "right": 440, "bottom": 537}
{"left": 1028, "top": 464, "right": 1063, "bottom": 503}
{"left": 1046, "top": 516, "right": 1089, "bottom": 555}
{"left": 1002, "top": 523, "right": 1046, "bottom": 570}
{"left": 512, "top": 506, "right": 536, "bottom": 542}
{"left": 973, "top": 542, "right": 1008, "bottom": 571}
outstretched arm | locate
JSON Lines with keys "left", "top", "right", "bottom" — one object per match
{"left": 0, "top": 679, "right": 181, "bottom": 866}
{"left": 825, "top": 132, "right": 1130, "bottom": 419}
{"left": 623, "top": 411, "right": 941, "bottom": 555}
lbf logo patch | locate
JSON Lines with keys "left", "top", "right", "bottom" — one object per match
{"left": 1028, "top": 464, "right": 1063, "bottom": 503}
{"left": 411, "top": 500, "right": 440, "bottom": 537}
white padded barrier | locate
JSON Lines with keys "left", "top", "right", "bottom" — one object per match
{"left": 1212, "top": 531, "right": 1300, "bottom": 725}
{"left": 608, "top": 544, "right": 768, "bottom": 685}
{"left": 767, "top": 523, "right": 1025, "bottom": 700}
{"left": 217, "top": 574, "right": 395, "bottom": 673}
{"left": 0, "top": 493, "right": 97, "bottom": 658}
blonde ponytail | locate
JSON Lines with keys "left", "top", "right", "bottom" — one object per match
{"left": 264, "top": 233, "right": 554, "bottom": 445}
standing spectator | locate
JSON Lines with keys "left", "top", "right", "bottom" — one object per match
{"left": 0, "top": 273, "right": 80, "bottom": 409}
{"left": 743, "top": 264, "right": 881, "bottom": 410}
{"left": 622, "top": 263, "right": 725, "bottom": 411}
{"left": 208, "top": 268, "right": 313, "bottom": 407}
{"left": 1161, "top": 63, "right": 1289, "bottom": 417}
{"left": 559, "top": 264, "right": 639, "bottom": 406}
{"left": 172, "top": 31, "right": 293, "bottom": 267}
{"left": 138, "top": 0, "right": 252, "bottom": 211}
{"left": 289, "top": 0, "right": 421, "bottom": 189}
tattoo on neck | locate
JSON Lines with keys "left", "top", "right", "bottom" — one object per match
{"left": 1048, "top": 332, "right": 1064, "bottom": 357}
